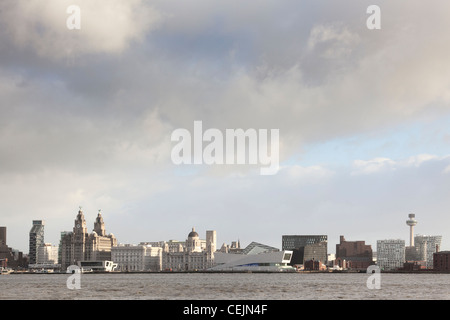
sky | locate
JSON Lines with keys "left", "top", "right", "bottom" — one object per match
{"left": 1, "top": 0, "right": 450, "bottom": 254}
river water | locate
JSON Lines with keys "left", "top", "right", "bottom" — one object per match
{"left": 0, "top": 272, "right": 449, "bottom": 300}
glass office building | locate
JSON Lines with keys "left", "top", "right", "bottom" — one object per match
{"left": 29, "top": 220, "right": 45, "bottom": 264}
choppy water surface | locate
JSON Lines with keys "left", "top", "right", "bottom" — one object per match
{"left": 0, "top": 273, "right": 449, "bottom": 300}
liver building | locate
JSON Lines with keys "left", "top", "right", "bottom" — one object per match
{"left": 61, "top": 208, "right": 117, "bottom": 271}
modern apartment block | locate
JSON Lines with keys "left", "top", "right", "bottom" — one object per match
{"left": 281, "top": 235, "right": 328, "bottom": 265}
{"left": 29, "top": 220, "right": 45, "bottom": 265}
{"left": 414, "top": 235, "right": 442, "bottom": 269}
{"left": 376, "top": 239, "right": 405, "bottom": 271}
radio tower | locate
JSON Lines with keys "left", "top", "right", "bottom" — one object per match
{"left": 406, "top": 213, "right": 418, "bottom": 247}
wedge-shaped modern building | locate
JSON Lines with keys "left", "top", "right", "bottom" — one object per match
{"left": 209, "top": 242, "right": 295, "bottom": 272}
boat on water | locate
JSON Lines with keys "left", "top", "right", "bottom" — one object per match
{"left": 66, "top": 261, "right": 117, "bottom": 274}
{"left": 33, "top": 269, "right": 54, "bottom": 274}
{"left": 0, "top": 267, "right": 12, "bottom": 275}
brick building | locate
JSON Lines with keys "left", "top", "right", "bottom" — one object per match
{"left": 433, "top": 251, "right": 450, "bottom": 272}
{"left": 335, "top": 235, "right": 373, "bottom": 270}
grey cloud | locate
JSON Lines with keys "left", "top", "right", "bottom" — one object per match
{"left": 1, "top": 0, "right": 450, "bottom": 252}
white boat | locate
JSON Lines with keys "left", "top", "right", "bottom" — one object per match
{"left": 77, "top": 261, "right": 118, "bottom": 273}
{"left": 34, "top": 269, "right": 54, "bottom": 274}
{"left": 0, "top": 267, "right": 12, "bottom": 275}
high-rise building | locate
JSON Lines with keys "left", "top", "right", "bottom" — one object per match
{"left": 206, "top": 230, "right": 217, "bottom": 254}
{"left": 29, "top": 220, "right": 45, "bottom": 264}
{"left": 0, "top": 227, "right": 26, "bottom": 269}
{"left": 37, "top": 243, "right": 59, "bottom": 264}
{"left": 0, "top": 227, "right": 6, "bottom": 246}
{"left": 414, "top": 235, "right": 442, "bottom": 269}
{"left": 61, "top": 208, "right": 117, "bottom": 271}
{"left": 282, "top": 235, "right": 328, "bottom": 265}
{"left": 376, "top": 239, "right": 405, "bottom": 271}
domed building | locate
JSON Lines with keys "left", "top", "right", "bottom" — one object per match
{"left": 186, "top": 227, "right": 202, "bottom": 253}
{"left": 161, "top": 227, "right": 217, "bottom": 271}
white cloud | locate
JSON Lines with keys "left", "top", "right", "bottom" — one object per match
{"left": 404, "top": 154, "right": 440, "bottom": 167}
{"left": 351, "top": 154, "right": 450, "bottom": 176}
{"left": 1, "top": 0, "right": 162, "bottom": 59}
{"left": 444, "top": 165, "right": 450, "bottom": 174}
{"left": 352, "top": 157, "right": 396, "bottom": 175}
{"left": 307, "top": 23, "right": 360, "bottom": 59}
{"left": 280, "top": 164, "right": 334, "bottom": 183}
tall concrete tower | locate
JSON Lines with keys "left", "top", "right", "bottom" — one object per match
{"left": 406, "top": 213, "right": 418, "bottom": 247}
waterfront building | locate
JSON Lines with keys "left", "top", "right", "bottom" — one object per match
{"left": 405, "top": 245, "right": 421, "bottom": 261}
{"left": 304, "top": 259, "right": 327, "bottom": 271}
{"left": 433, "top": 251, "right": 450, "bottom": 272}
{"left": 242, "top": 242, "right": 279, "bottom": 255}
{"left": 0, "top": 226, "right": 27, "bottom": 269}
{"left": 37, "top": 243, "right": 59, "bottom": 264}
{"left": 404, "top": 235, "right": 442, "bottom": 269}
{"left": 0, "top": 227, "right": 6, "bottom": 246}
{"left": 60, "top": 208, "right": 117, "bottom": 271}
{"left": 206, "top": 230, "right": 217, "bottom": 253}
{"left": 335, "top": 235, "right": 373, "bottom": 270}
{"left": 58, "top": 231, "right": 70, "bottom": 266}
{"left": 376, "top": 239, "right": 405, "bottom": 271}
{"left": 414, "top": 235, "right": 442, "bottom": 269}
{"left": 210, "top": 242, "right": 294, "bottom": 272}
{"left": 402, "top": 260, "right": 426, "bottom": 271}
{"left": 281, "top": 235, "right": 328, "bottom": 265}
{"left": 219, "top": 240, "right": 242, "bottom": 254}
{"left": 111, "top": 244, "right": 162, "bottom": 271}
{"left": 29, "top": 220, "right": 45, "bottom": 265}
{"left": 161, "top": 228, "right": 216, "bottom": 271}
{"left": 111, "top": 244, "right": 145, "bottom": 271}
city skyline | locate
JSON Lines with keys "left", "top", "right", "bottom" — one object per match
{"left": 1, "top": 1, "right": 450, "bottom": 254}
{"left": 0, "top": 209, "right": 446, "bottom": 256}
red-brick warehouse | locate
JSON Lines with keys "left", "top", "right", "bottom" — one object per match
{"left": 335, "top": 235, "right": 373, "bottom": 270}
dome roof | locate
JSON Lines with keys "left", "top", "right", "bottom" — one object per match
{"left": 188, "top": 227, "right": 199, "bottom": 238}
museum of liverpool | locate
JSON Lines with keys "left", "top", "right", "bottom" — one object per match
{"left": 207, "top": 241, "right": 295, "bottom": 272}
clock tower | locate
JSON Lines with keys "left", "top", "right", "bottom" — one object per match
{"left": 60, "top": 207, "right": 117, "bottom": 271}
{"left": 73, "top": 206, "right": 87, "bottom": 233}
{"left": 72, "top": 207, "right": 88, "bottom": 263}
